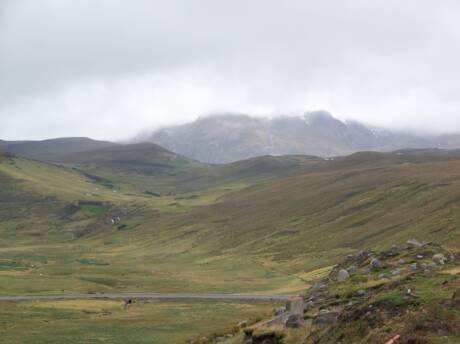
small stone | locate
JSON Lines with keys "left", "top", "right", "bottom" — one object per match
{"left": 337, "top": 269, "right": 350, "bottom": 282}
{"left": 433, "top": 253, "right": 447, "bottom": 265}
{"left": 370, "top": 258, "right": 382, "bottom": 270}
{"left": 406, "top": 288, "right": 418, "bottom": 298}
{"left": 392, "top": 269, "right": 401, "bottom": 276}
{"left": 303, "top": 301, "right": 314, "bottom": 311}
{"left": 410, "top": 263, "right": 418, "bottom": 271}
{"left": 406, "top": 239, "right": 425, "bottom": 248}
{"left": 347, "top": 265, "right": 357, "bottom": 274}
{"left": 237, "top": 320, "right": 248, "bottom": 328}
{"left": 313, "top": 310, "right": 340, "bottom": 326}
{"left": 416, "top": 255, "right": 424, "bottom": 259}
{"left": 398, "top": 258, "right": 406, "bottom": 264}
{"left": 357, "top": 289, "right": 366, "bottom": 296}
{"left": 285, "top": 314, "right": 305, "bottom": 328}
{"left": 378, "top": 273, "right": 389, "bottom": 279}
{"left": 381, "top": 246, "right": 400, "bottom": 258}
{"left": 312, "top": 282, "right": 326, "bottom": 290}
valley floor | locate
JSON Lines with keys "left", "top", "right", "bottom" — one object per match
{"left": 0, "top": 299, "right": 276, "bottom": 344}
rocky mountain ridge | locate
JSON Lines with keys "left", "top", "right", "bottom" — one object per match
{"left": 142, "top": 111, "right": 460, "bottom": 163}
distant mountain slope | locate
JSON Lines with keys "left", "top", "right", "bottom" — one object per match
{"left": 55, "top": 142, "right": 200, "bottom": 172}
{"left": 0, "top": 137, "right": 116, "bottom": 161}
{"left": 52, "top": 142, "right": 322, "bottom": 193}
{"left": 143, "top": 111, "right": 460, "bottom": 163}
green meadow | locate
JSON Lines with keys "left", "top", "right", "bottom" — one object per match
{"left": 0, "top": 299, "right": 275, "bottom": 344}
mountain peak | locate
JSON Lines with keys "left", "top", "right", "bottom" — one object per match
{"left": 142, "top": 111, "right": 460, "bottom": 163}
{"left": 304, "top": 110, "right": 340, "bottom": 124}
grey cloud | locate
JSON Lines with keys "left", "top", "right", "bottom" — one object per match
{"left": 1, "top": 0, "right": 460, "bottom": 139}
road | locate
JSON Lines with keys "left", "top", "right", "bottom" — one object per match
{"left": 0, "top": 292, "right": 294, "bottom": 302}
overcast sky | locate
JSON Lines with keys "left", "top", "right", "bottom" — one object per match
{"left": 1, "top": 0, "right": 460, "bottom": 140}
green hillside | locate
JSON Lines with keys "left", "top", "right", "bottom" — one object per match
{"left": 1, "top": 149, "right": 460, "bottom": 342}
{"left": 0, "top": 137, "right": 116, "bottom": 160}
{"left": 51, "top": 143, "right": 322, "bottom": 194}
{"left": 2, "top": 150, "right": 460, "bottom": 294}
{"left": 0, "top": 152, "right": 315, "bottom": 296}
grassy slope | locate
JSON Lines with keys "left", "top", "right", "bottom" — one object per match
{"left": 119, "top": 152, "right": 460, "bottom": 281}
{"left": 2, "top": 151, "right": 460, "bottom": 342}
{"left": 0, "top": 153, "right": 313, "bottom": 296}
{"left": 201, "top": 153, "right": 460, "bottom": 259}
{"left": 2, "top": 152, "right": 460, "bottom": 295}
{"left": 53, "top": 143, "right": 322, "bottom": 194}
{"left": 0, "top": 137, "right": 116, "bottom": 161}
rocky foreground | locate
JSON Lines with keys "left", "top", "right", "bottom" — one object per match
{"left": 189, "top": 240, "right": 460, "bottom": 344}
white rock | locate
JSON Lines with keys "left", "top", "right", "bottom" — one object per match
{"left": 406, "top": 239, "right": 425, "bottom": 248}
{"left": 337, "top": 269, "right": 350, "bottom": 282}
{"left": 432, "top": 253, "right": 447, "bottom": 265}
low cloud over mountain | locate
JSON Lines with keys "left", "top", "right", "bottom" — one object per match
{"left": 140, "top": 111, "right": 460, "bottom": 163}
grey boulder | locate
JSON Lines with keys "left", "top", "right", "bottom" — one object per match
{"left": 432, "top": 253, "right": 447, "bottom": 265}
{"left": 337, "top": 269, "right": 350, "bottom": 282}
{"left": 369, "top": 258, "right": 382, "bottom": 271}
